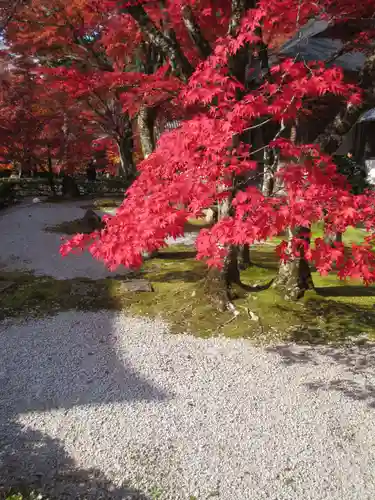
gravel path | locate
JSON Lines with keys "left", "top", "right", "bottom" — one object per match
{"left": 0, "top": 202, "right": 196, "bottom": 279}
{"left": 1, "top": 311, "right": 375, "bottom": 500}
{"left": 0, "top": 201, "right": 131, "bottom": 279}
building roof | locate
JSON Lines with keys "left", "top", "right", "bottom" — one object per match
{"left": 279, "top": 19, "right": 366, "bottom": 72}
{"left": 358, "top": 108, "right": 375, "bottom": 122}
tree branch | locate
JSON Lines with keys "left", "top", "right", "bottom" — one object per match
{"left": 316, "top": 48, "right": 375, "bottom": 154}
{"left": 228, "top": 0, "right": 256, "bottom": 37}
{"left": 181, "top": 4, "right": 212, "bottom": 59}
{"left": 123, "top": 5, "right": 194, "bottom": 81}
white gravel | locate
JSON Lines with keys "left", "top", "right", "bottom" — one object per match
{"left": 1, "top": 202, "right": 375, "bottom": 499}
{"left": 0, "top": 202, "right": 196, "bottom": 279}
{"left": 0, "top": 201, "right": 130, "bottom": 279}
{"left": 1, "top": 311, "right": 375, "bottom": 499}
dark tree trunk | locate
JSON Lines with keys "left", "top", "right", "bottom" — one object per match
{"left": 273, "top": 228, "right": 314, "bottom": 300}
{"left": 137, "top": 106, "right": 156, "bottom": 159}
{"left": 315, "top": 45, "right": 375, "bottom": 154}
{"left": 205, "top": 245, "right": 241, "bottom": 312}
{"left": 47, "top": 148, "right": 56, "bottom": 196}
{"left": 238, "top": 244, "right": 252, "bottom": 269}
{"left": 117, "top": 131, "right": 136, "bottom": 181}
{"left": 124, "top": 4, "right": 194, "bottom": 81}
{"left": 62, "top": 175, "right": 80, "bottom": 198}
{"left": 181, "top": 5, "right": 212, "bottom": 59}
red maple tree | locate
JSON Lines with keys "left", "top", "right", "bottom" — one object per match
{"left": 0, "top": 53, "right": 96, "bottom": 182}
{"left": 6, "top": 0, "right": 375, "bottom": 308}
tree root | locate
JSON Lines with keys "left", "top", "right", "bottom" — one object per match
{"left": 236, "top": 278, "right": 275, "bottom": 292}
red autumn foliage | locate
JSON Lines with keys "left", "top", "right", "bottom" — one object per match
{"left": 5, "top": 0, "right": 375, "bottom": 286}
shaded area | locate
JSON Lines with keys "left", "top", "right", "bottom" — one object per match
{"left": 306, "top": 378, "right": 375, "bottom": 408}
{"left": 248, "top": 247, "right": 278, "bottom": 270}
{"left": 0, "top": 311, "right": 170, "bottom": 413}
{"left": 46, "top": 217, "right": 210, "bottom": 238}
{"left": 156, "top": 250, "right": 197, "bottom": 260}
{"left": 0, "top": 273, "right": 137, "bottom": 321}
{"left": 267, "top": 342, "right": 375, "bottom": 408}
{"left": 316, "top": 285, "right": 375, "bottom": 297}
{"left": 0, "top": 421, "right": 149, "bottom": 499}
{"left": 305, "top": 378, "right": 375, "bottom": 408}
{"left": 275, "top": 294, "right": 375, "bottom": 343}
{"left": 267, "top": 342, "right": 375, "bottom": 368}
{"left": 0, "top": 290, "right": 170, "bottom": 497}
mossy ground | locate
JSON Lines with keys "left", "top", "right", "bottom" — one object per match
{"left": 3, "top": 213, "right": 375, "bottom": 344}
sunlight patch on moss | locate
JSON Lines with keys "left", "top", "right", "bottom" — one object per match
{"left": 1, "top": 242, "right": 375, "bottom": 345}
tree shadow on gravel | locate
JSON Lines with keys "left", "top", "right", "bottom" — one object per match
{"left": 267, "top": 343, "right": 375, "bottom": 408}
{"left": 0, "top": 311, "right": 171, "bottom": 498}
{"left": 0, "top": 312, "right": 170, "bottom": 413}
{"left": 0, "top": 420, "right": 150, "bottom": 499}
{"left": 305, "top": 379, "right": 375, "bottom": 409}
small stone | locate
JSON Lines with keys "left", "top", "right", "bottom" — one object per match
{"left": 354, "top": 334, "right": 368, "bottom": 346}
{"left": 81, "top": 209, "right": 104, "bottom": 232}
{"left": 248, "top": 310, "right": 259, "bottom": 322}
{"left": 117, "top": 279, "right": 153, "bottom": 292}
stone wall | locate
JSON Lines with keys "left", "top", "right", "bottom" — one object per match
{"left": 0, "top": 177, "right": 129, "bottom": 199}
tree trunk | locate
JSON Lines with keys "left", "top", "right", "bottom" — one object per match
{"left": 61, "top": 175, "right": 80, "bottom": 198}
{"left": 238, "top": 244, "right": 252, "bottom": 269}
{"left": 204, "top": 206, "right": 218, "bottom": 224}
{"left": 273, "top": 228, "right": 314, "bottom": 300}
{"left": 204, "top": 177, "right": 244, "bottom": 311}
{"left": 324, "top": 231, "right": 343, "bottom": 246}
{"left": 315, "top": 45, "right": 375, "bottom": 154}
{"left": 47, "top": 147, "right": 56, "bottom": 196}
{"left": 205, "top": 245, "right": 241, "bottom": 312}
{"left": 137, "top": 106, "right": 156, "bottom": 159}
{"left": 261, "top": 146, "right": 275, "bottom": 196}
{"left": 181, "top": 4, "right": 212, "bottom": 59}
{"left": 117, "top": 132, "right": 136, "bottom": 181}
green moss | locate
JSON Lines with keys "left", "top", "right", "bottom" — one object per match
{"left": 130, "top": 244, "right": 375, "bottom": 344}
{"left": 0, "top": 271, "right": 133, "bottom": 321}
{"left": 2, "top": 238, "right": 375, "bottom": 345}
{"left": 45, "top": 218, "right": 90, "bottom": 235}
{"left": 82, "top": 197, "right": 123, "bottom": 211}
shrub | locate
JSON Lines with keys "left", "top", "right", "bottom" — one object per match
{"left": 0, "top": 182, "right": 16, "bottom": 208}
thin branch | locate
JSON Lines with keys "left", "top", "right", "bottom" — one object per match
{"left": 123, "top": 4, "right": 194, "bottom": 81}
{"left": 181, "top": 4, "right": 212, "bottom": 59}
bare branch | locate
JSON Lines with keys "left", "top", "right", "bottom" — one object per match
{"left": 316, "top": 48, "right": 375, "bottom": 154}
{"left": 181, "top": 5, "right": 212, "bottom": 59}
{"left": 123, "top": 5, "right": 194, "bottom": 81}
